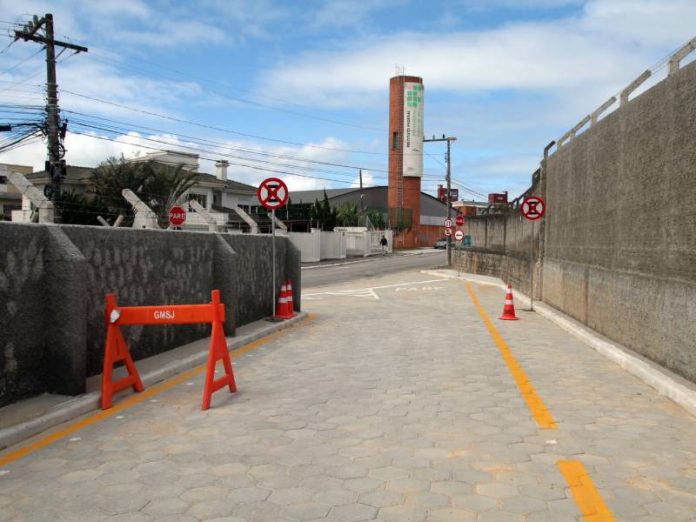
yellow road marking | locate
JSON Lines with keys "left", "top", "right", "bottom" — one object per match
{"left": 0, "top": 314, "right": 314, "bottom": 467}
{"left": 465, "top": 283, "right": 556, "bottom": 429}
{"left": 558, "top": 460, "right": 615, "bottom": 521}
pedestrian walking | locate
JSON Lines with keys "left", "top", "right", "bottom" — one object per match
{"left": 380, "top": 234, "right": 388, "bottom": 254}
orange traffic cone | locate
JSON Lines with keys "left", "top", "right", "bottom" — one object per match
{"left": 275, "top": 282, "right": 294, "bottom": 320}
{"left": 285, "top": 280, "right": 296, "bottom": 318}
{"left": 499, "top": 283, "right": 519, "bottom": 320}
{"left": 275, "top": 282, "right": 288, "bottom": 318}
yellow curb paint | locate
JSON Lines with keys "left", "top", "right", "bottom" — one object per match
{"left": 0, "top": 314, "right": 313, "bottom": 467}
{"left": 557, "top": 460, "right": 615, "bottom": 521}
{"left": 465, "top": 283, "right": 556, "bottom": 429}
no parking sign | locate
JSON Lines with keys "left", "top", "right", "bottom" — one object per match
{"left": 257, "top": 177, "right": 289, "bottom": 210}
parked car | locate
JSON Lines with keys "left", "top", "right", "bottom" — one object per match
{"left": 434, "top": 238, "right": 447, "bottom": 249}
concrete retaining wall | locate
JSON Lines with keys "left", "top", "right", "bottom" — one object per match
{"left": 0, "top": 223, "right": 300, "bottom": 407}
{"left": 456, "top": 60, "right": 696, "bottom": 383}
{"left": 543, "top": 60, "right": 696, "bottom": 382}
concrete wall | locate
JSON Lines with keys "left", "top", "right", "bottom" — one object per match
{"left": 456, "top": 209, "right": 539, "bottom": 298}
{"left": 457, "top": 60, "right": 696, "bottom": 383}
{"left": 543, "top": 60, "right": 696, "bottom": 382}
{"left": 0, "top": 223, "right": 300, "bottom": 407}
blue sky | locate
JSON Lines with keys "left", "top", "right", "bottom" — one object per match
{"left": 0, "top": 0, "right": 694, "bottom": 199}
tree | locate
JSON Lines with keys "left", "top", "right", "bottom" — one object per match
{"left": 366, "top": 209, "right": 386, "bottom": 229}
{"left": 59, "top": 190, "right": 108, "bottom": 225}
{"left": 336, "top": 202, "right": 359, "bottom": 227}
{"left": 311, "top": 191, "right": 337, "bottom": 231}
{"left": 90, "top": 157, "right": 197, "bottom": 227}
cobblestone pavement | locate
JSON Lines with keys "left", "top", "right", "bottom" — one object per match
{"left": 1, "top": 271, "right": 694, "bottom": 521}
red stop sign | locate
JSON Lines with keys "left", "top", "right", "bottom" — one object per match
{"left": 168, "top": 205, "right": 186, "bottom": 226}
{"left": 455, "top": 215, "right": 464, "bottom": 226}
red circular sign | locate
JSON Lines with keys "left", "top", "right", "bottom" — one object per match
{"left": 168, "top": 205, "right": 186, "bottom": 226}
{"left": 444, "top": 227, "right": 453, "bottom": 237}
{"left": 521, "top": 196, "right": 545, "bottom": 221}
{"left": 257, "top": 177, "right": 289, "bottom": 210}
{"left": 455, "top": 215, "right": 464, "bottom": 226}
{"left": 454, "top": 229, "right": 464, "bottom": 241}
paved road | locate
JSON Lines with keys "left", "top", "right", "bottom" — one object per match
{"left": 1, "top": 270, "right": 694, "bottom": 521}
{"left": 302, "top": 250, "right": 446, "bottom": 289}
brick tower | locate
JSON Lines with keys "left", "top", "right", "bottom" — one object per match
{"left": 388, "top": 76, "right": 424, "bottom": 246}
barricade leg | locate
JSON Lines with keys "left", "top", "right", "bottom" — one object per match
{"left": 101, "top": 324, "right": 144, "bottom": 410}
{"left": 202, "top": 320, "right": 236, "bottom": 410}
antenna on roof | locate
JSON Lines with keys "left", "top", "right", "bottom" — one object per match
{"left": 395, "top": 64, "right": 405, "bottom": 76}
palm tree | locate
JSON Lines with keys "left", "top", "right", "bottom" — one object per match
{"left": 90, "top": 157, "right": 197, "bottom": 227}
{"left": 337, "top": 203, "right": 360, "bottom": 227}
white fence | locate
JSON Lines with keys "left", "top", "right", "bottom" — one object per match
{"left": 290, "top": 228, "right": 391, "bottom": 262}
{"left": 337, "top": 228, "right": 392, "bottom": 257}
{"left": 321, "top": 231, "right": 346, "bottom": 260}
{"left": 289, "top": 229, "right": 347, "bottom": 263}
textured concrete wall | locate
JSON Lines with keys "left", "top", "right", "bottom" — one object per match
{"left": 543, "top": 60, "right": 696, "bottom": 382}
{"left": 61, "top": 226, "right": 215, "bottom": 378}
{"left": 0, "top": 224, "right": 301, "bottom": 406}
{"left": 454, "top": 249, "right": 533, "bottom": 297}
{"left": 0, "top": 224, "right": 48, "bottom": 404}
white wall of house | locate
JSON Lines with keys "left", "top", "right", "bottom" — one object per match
{"left": 221, "top": 191, "right": 255, "bottom": 209}
{"left": 186, "top": 187, "right": 214, "bottom": 210}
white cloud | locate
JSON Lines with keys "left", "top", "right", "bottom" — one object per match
{"left": 257, "top": 1, "right": 696, "bottom": 106}
{"left": 309, "top": 0, "right": 404, "bottom": 30}
{"left": 116, "top": 21, "right": 227, "bottom": 48}
{"left": 0, "top": 130, "right": 355, "bottom": 193}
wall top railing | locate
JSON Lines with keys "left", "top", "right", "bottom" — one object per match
{"left": 553, "top": 35, "right": 696, "bottom": 154}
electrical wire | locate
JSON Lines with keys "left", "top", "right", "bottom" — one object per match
{"left": 69, "top": 118, "right": 385, "bottom": 181}
{"left": 83, "top": 48, "right": 385, "bottom": 133}
{"left": 63, "top": 110, "right": 397, "bottom": 176}
{"left": 68, "top": 130, "right": 381, "bottom": 187}
{"left": 60, "top": 89, "right": 408, "bottom": 157}
{"left": 0, "top": 47, "right": 43, "bottom": 77}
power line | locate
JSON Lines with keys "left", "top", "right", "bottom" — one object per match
{"left": 68, "top": 130, "right": 381, "bottom": 187}
{"left": 0, "top": 47, "right": 43, "bottom": 77}
{"left": 62, "top": 109, "right": 397, "bottom": 176}
{"left": 82, "top": 47, "right": 385, "bottom": 133}
{"left": 69, "top": 117, "right": 386, "bottom": 181}
{"left": 450, "top": 178, "right": 487, "bottom": 199}
{"left": 61, "top": 89, "right": 414, "bottom": 157}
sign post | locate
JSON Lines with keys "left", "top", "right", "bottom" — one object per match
{"left": 521, "top": 196, "right": 546, "bottom": 311}
{"left": 257, "top": 177, "right": 289, "bottom": 319}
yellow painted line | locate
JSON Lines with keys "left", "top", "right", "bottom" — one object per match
{"left": 0, "top": 314, "right": 314, "bottom": 467}
{"left": 465, "top": 283, "right": 556, "bottom": 429}
{"left": 558, "top": 460, "right": 615, "bottom": 521}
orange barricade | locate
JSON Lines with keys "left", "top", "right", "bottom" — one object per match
{"left": 101, "top": 289, "right": 236, "bottom": 411}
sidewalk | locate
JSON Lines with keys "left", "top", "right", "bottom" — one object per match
{"left": 1, "top": 269, "right": 694, "bottom": 521}
{"left": 0, "top": 313, "right": 308, "bottom": 450}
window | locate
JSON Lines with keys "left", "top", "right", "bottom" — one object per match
{"left": 188, "top": 193, "right": 207, "bottom": 209}
{"left": 213, "top": 191, "right": 221, "bottom": 206}
{"left": 392, "top": 132, "right": 399, "bottom": 151}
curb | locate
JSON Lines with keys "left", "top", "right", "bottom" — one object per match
{"left": 422, "top": 270, "right": 696, "bottom": 418}
{"left": 0, "top": 313, "right": 309, "bottom": 451}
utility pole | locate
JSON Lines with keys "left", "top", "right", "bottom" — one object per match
{"left": 14, "top": 13, "right": 88, "bottom": 221}
{"left": 424, "top": 134, "right": 457, "bottom": 266}
{"left": 359, "top": 169, "right": 365, "bottom": 226}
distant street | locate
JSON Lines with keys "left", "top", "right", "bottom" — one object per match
{"left": 302, "top": 249, "right": 446, "bottom": 289}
